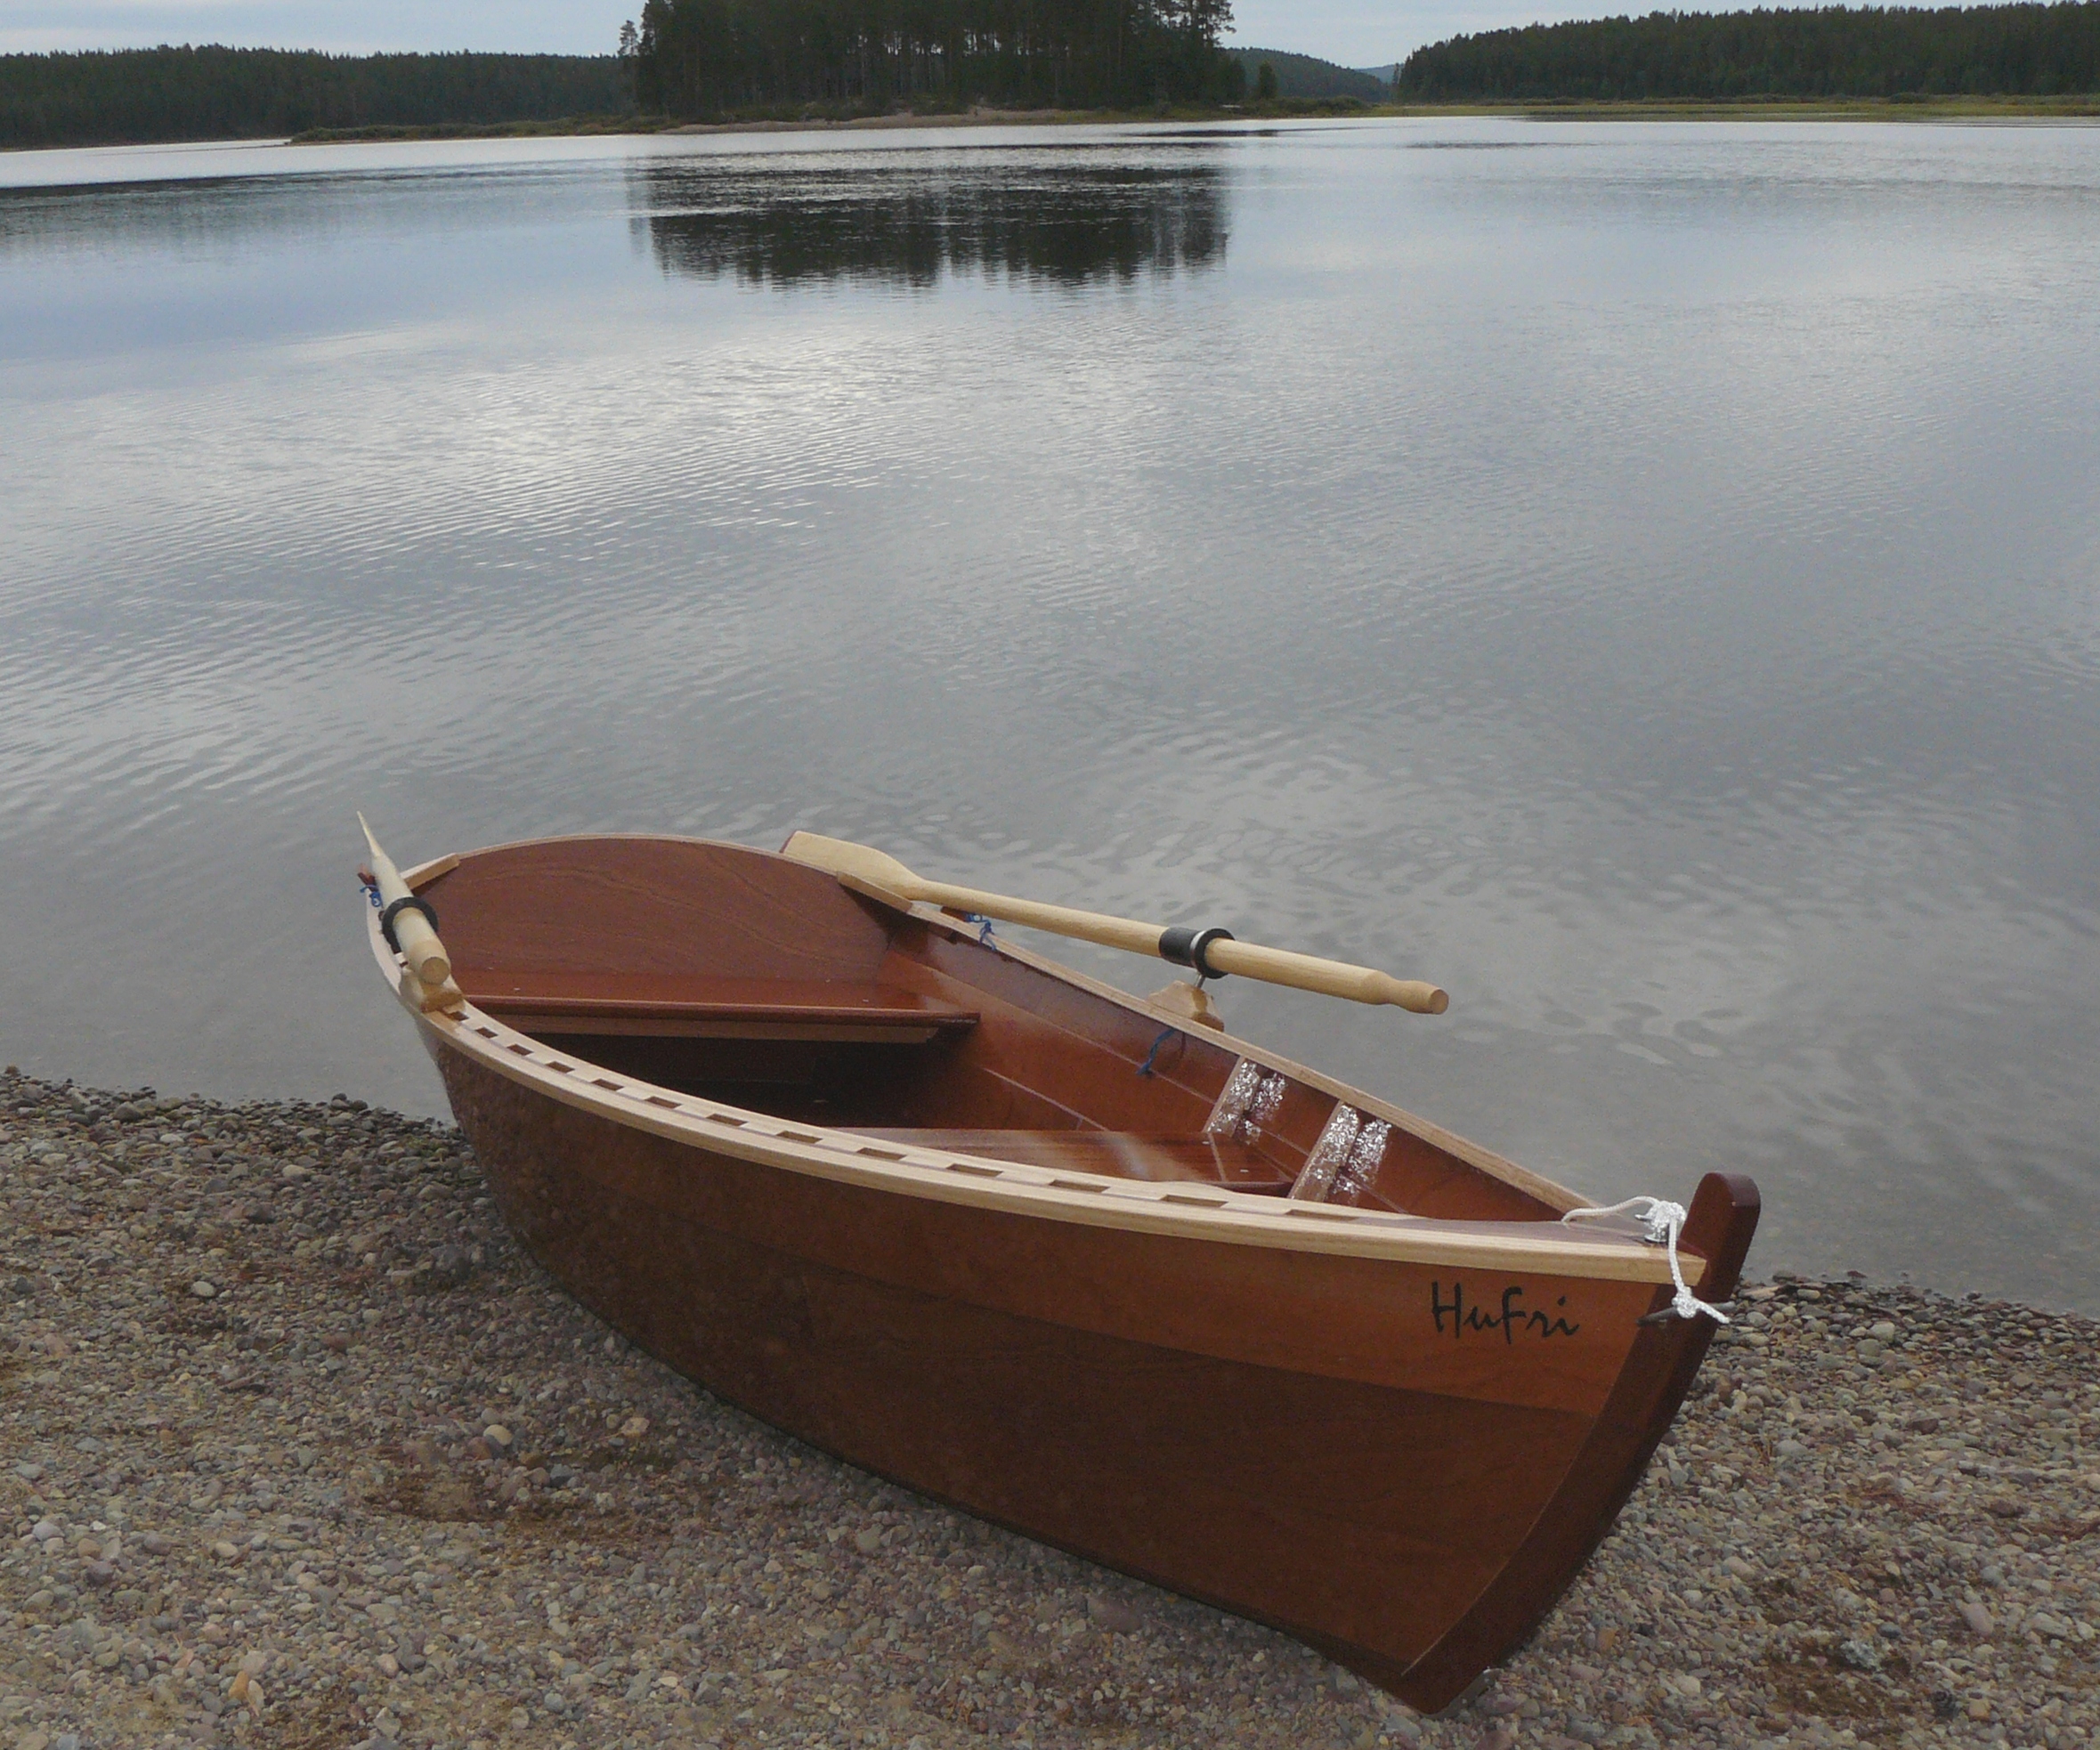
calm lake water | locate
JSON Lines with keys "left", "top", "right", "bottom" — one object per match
{"left": 4, "top": 120, "right": 2097, "bottom": 1309}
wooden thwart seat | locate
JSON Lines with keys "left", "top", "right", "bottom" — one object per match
{"left": 460, "top": 972, "right": 980, "bottom": 1045}
{"left": 855, "top": 1128, "right": 1294, "bottom": 1194}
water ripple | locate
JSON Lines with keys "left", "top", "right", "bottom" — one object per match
{"left": 2, "top": 118, "right": 2097, "bottom": 1307}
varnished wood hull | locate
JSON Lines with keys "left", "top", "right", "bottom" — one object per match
{"left": 372, "top": 835, "right": 1758, "bottom": 1709}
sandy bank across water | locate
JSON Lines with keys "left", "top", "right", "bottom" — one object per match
{"left": 663, "top": 109, "right": 1096, "bottom": 134}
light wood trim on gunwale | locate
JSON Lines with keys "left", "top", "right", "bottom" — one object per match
{"left": 372, "top": 845, "right": 1695, "bottom": 1284}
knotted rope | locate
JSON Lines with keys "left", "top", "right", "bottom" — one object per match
{"left": 1561, "top": 1195, "right": 1730, "bottom": 1323}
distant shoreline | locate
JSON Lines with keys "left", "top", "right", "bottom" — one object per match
{"left": 277, "top": 94, "right": 2100, "bottom": 146}
{"left": 6, "top": 33, "right": 2096, "bottom": 155}
{"left": 4, "top": 93, "right": 2094, "bottom": 156}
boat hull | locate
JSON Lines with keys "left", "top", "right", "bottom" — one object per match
{"left": 429, "top": 1033, "right": 1756, "bottom": 1709}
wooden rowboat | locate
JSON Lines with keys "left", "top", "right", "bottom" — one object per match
{"left": 359, "top": 829, "right": 1757, "bottom": 1711}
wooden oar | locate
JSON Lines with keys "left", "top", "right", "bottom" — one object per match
{"left": 357, "top": 813, "right": 452, "bottom": 989}
{"left": 781, "top": 832, "right": 1448, "bottom": 1014}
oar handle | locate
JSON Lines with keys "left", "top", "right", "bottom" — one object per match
{"left": 358, "top": 813, "right": 452, "bottom": 987}
{"left": 1201, "top": 939, "right": 1448, "bottom": 1014}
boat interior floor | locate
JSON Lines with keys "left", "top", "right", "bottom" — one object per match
{"left": 417, "top": 839, "right": 1589, "bottom": 1229}
{"left": 474, "top": 976, "right": 1391, "bottom": 1206}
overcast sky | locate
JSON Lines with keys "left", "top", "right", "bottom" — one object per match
{"left": 0, "top": 0, "right": 1613, "bottom": 73}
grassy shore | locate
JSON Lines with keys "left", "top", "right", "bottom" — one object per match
{"left": 285, "top": 115, "right": 661, "bottom": 144}
{"left": 280, "top": 93, "right": 2100, "bottom": 145}
{"left": 1420, "top": 93, "right": 2100, "bottom": 120}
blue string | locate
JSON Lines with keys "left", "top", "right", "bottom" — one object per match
{"left": 1137, "top": 1026, "right": 1176, "bottom": 1078}
{"left": 1138, "top": 974, "right": 1213, "bottom": 1076}
{"left": 961, "top": 912, "right": 995, "bottom": 946}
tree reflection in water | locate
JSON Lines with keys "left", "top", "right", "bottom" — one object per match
{"left": 632, "top": 153, "right": 1229, "bottom": 289}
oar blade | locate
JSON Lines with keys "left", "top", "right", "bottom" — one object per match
{"left": 780, "top": 832, "right": 925, "bottom": 896}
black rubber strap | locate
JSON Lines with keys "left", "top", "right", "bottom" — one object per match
{"left": 379, "top": 895, "right": 439, "bottom": 956}
{"left": 1157, "top": 925, "right": 1235, "bottom": 981}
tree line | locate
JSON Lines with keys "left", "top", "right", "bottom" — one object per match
{"left": 627, "top": 0, "right": 1241, "bottom": 115}
{"left": 1398, "top": 2, "right": 2100, "bottom": 100}
{"left": 1224, "top": 46, "right": 1389, "bottom": 99}
{"left": 0, "top": 46, "right": 632, "bottom": 150}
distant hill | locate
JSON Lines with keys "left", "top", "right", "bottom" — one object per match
{"left": 1227, "top": 48, "right": 1389, "bottom": 100}
{"left": 0, "top": 45, "right": 632, "bottom": 150}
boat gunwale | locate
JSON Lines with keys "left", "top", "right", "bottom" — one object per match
{"left": 371, "top": 838, "right": 1699, "bottom": 1285}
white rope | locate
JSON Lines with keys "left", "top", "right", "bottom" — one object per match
{"left": 1561, "top": 1195, "right": 1730, "bottom": 1324}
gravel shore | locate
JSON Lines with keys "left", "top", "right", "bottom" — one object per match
{"left": 3, "top": 1068, "right": 2095, "bottom": 1750}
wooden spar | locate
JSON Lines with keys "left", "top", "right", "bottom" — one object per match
{"left": 780, "top": 831, "right": 1450, "bottom": 1014}
{"left": 357, "top": 813, "right": 453, "bottom": 988}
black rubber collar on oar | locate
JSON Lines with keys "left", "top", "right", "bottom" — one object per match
{"left": 379, "top": 895, "right": 439, "bottom": 956}
{"left": 1157, "top": 925, "right": 1235, "bottom": 981}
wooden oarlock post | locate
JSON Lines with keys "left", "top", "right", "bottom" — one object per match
{"left": 781, "top": 831, "right": 1449, "bottom": 1014}
{"left": 357, "top": 814, "right": 465, "bottom": 1014}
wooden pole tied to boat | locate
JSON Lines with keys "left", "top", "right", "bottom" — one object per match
{"left": 780, "top": 832, "right": 1449, "bottom": 1014}
{"left": 357, "top": 814, "right": 462, "bottom": 1011}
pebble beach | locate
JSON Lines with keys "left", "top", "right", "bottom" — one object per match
{"left": 2, "top": 1068, "right": 2095, "bottom": 1750}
